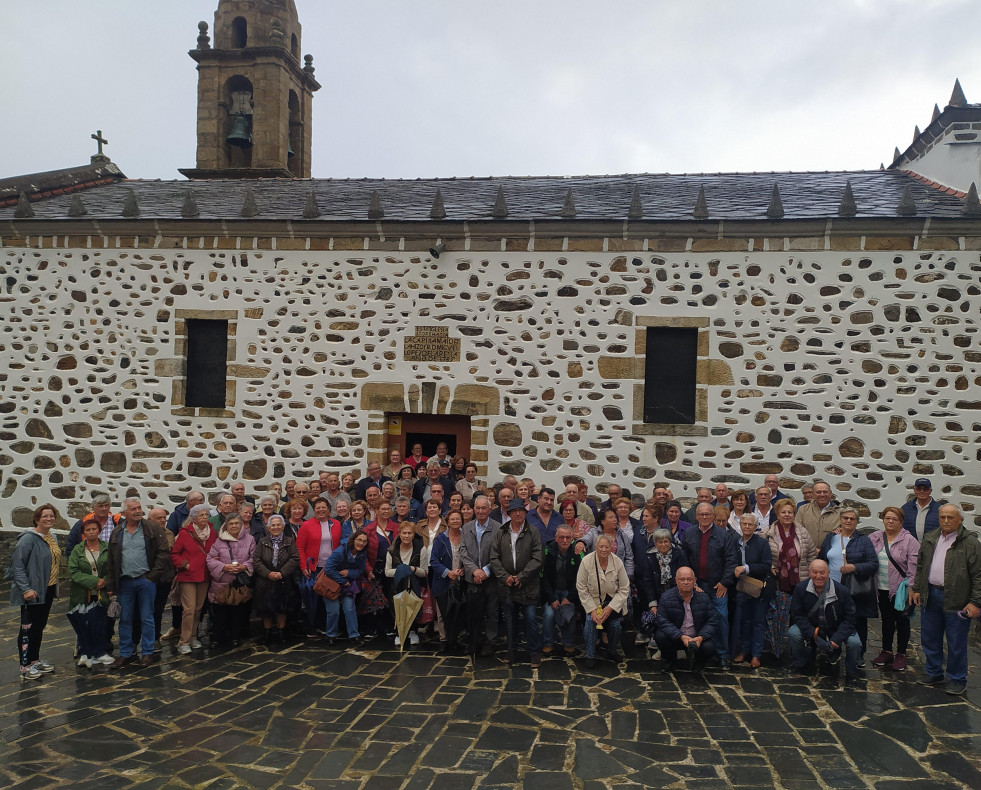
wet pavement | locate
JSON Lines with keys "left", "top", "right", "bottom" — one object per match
{"left": 2, "top": 599, "right": 981, "bottom": 790}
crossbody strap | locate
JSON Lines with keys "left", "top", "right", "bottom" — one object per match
{"left": 883, "top": 538, "right": 906, "bottom": 577}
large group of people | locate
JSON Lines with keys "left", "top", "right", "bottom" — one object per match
{"left": 6, "top": 448, "right": 980, "bottom": 693}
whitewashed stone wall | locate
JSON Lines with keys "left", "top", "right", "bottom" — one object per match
{"left": 1, "top": 243, "right": 979, "bottom": 528}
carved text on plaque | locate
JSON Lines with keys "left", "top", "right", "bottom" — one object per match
{"left": 404, "top": 325, "right": 461, "bottom": 362}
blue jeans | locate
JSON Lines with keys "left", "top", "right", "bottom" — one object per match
{"left": 921, "top": 586, "right": 969, "bottom": 682}
{"left": 711, "top": 591, "right": 730, "bottom": 661}
{"left": 788, "top": 624, "right": 863, "bottom": 676}
{"left": 325, "top": 594, "right": 359, "bottom": 639}
{"left": 118, "top": 576, "right": 156, "bottom": 658}
{"left": 543, "top": 590, "right": 577, "bottom": 648}
{"left": 583, "top": 611, "right": 622, "bottom": 660}
{"left": 737, "top": 593, "right": 766, "bottom": 659}
{"left": 504, "top": 600, "right": 541, "bottom": 655}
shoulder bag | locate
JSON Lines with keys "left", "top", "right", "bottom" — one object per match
{"left": 883, "top": 538, "right": 915, "bottom": 616}
{"left": 843, "top": 537, "right": 875, "bottom": 598}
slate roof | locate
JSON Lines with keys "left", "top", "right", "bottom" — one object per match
{"left": 0, "top": 168, "right": 974, "bottom": 223}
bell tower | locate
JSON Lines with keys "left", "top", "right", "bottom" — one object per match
{"left": 180, "top": 0, "right": 320, "bottom": 179}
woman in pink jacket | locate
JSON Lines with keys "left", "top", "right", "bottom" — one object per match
{"left": 206, "top": 514, "right": 256, "bottom": 648}
{"left": 171, "top": 504, "right": 217, "bottom": 654}
{"left": 868, "top": 506, "right": 919, "bottom": 672}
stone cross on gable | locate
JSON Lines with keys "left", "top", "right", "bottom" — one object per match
{"left": 91, "top": 129, "right": 109, "bottom": 162}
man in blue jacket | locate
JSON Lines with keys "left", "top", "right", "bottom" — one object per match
{"left": 653, "top": 567, "right": 718, "bottom": 672}
{"left": 788, "top": 559, "right": 863, "bottom": 682}
{"left": 682, "top": 504, "right": 738, "bottom": 669}
{"left": 901, "top": 478, "right": 944, "bottom": 542}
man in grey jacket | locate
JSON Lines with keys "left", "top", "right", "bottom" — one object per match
{"left": 460, "top": 496, "right": 502, "bottom": 657}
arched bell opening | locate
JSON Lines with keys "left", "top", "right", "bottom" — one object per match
{"left": 224, "top": 75, "right": 254, "bottom": 168}
{"left": 287, "top": 89, "right": 301, "bottom": 176}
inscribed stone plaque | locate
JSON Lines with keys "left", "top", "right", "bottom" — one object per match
{"left": 404, "top": 325, "right": 461, "bottom": 362}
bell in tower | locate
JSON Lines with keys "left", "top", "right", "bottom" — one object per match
{"left": 180, "top": 0, "right": 320, "bottom": 179}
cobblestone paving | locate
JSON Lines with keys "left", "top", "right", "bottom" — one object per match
{"left": 2, "top": 600, "right": 980, "bottom": 790}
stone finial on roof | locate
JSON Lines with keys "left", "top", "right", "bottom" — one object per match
{"left": 693, "top": 185, "right": 709, "bottom": 220}
{"left": 628, "top": 185, "right": 643, "bottom": 219}
{"left": 897, "top": 183, "right": 917, "bottom": 216}
{"left": 893, "top": 147, "right": 902, "bottom": 163}
{"left": 303, "top": 54, "right": 316, "bottom": 76}
{"left": 14, "top": 192, "right": 34, "bottom": 219}
{"left": 765, "top": 183, "right": 784, "bottom": 219}
{"left": 368, "top": 190, "right": 384, "bottom": 220}
{"left": 560, "top": 187, "right": 576, "bottom": 218}
{"left": 182, "top": 190, "right": 200, "bottom": 218}
{"left": 241, "top": 186, "right": 259, "bottom": 218}
{"left": 949, "top": 78, "right": 967, "bottom": 108}
{"left": 931, "top": 103, "right": 941, "bottom": 123}
{"left": 197, "top": 21, "right": 211, "bottom": 50}
{"left": 430, "top": 188, "right": 446, "bottom": 220}
{"left": 303, "top": 189, "right": 321, "bottom": 219}
{"left": 913, "top": 125, "right": 921, "bottom": 142}
{"left": 68, "top": 194, "right": 87, "bottom": 217}
{"left": 492, "top": 185, "right": 508, "bottom": 219}
{"left": 838, "top": 181, "right": 857, "bottom": 217}
{"left": 964, "top": 183, "right": 981, "bottom": 217}
{"left": 122, "top": 189, "right": 140, "bottom": 218}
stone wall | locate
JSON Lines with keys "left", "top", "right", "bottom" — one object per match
{"left": 1, "top": 240, "right": 979, "bottom": 528}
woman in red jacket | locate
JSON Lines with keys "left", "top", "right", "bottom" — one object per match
{"left": 295, "top": 497, "right": 342, "bottom": 639}
{"left": 171, "top": 504, "right": 218, "bottom": 654}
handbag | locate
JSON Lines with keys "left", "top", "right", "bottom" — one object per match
{"left": 883, "top": 538, "right": 915, "bottom": 616}
{"left": 736, "top": 574, "right": 764, "bottom": 598}
{"left": 842, "top": 537, "right": 875, "bottom": 598}
{"left": 314, "top": 569, "right": 342, "bottom": 600}
{"left": 214, "top": 583, "right": 252, "bottom": 606}
{"left": 417, "top": 584, "right": 435, "bottom": 625}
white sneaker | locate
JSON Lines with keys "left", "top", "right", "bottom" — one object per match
{"left": 78, "top": 655, "right": 90, "bottom": 667}
{"left": 94, "top": 654, "right": 115, "bottom": 666}
{"left": 21, "top": 664, "right": 43, "bottom": 682}
{"left": 177, "top": 644, "right": 192, "bottom": 655}
{"left": 409, "top": 631, "right": 420, "bottom": 645}
{"left": 190, "top": 639, "right": 203, "bottom": 650}
{"left": 161, "top": 627, "right": 180, "bottom": 641}
{"left": 35, "top": 660, "right": 55, "bottom": 673}
{"left": 394, "top": 636, "right": 401, "bottom": 647}
{"left": 635, "top": 633, "right": 648, "bottom": 646}
{"left": 652, "top": 648, "right": 662, "bottom": 661}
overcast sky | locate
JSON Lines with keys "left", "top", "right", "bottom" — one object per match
{"left": 1, "top": 0, "right": 977, "bottom": 181}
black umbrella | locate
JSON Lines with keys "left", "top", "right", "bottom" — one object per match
{"left": 66, "top": 601, "right": 108, "bottom": 657}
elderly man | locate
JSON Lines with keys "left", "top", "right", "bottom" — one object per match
{"left": 577, "top": 480, "right": 600, "bottom": 521}
{"left": 106, "top": 498, "right": 172, "bottom": 668}
{"left": 413, "top": 460, "right": 450, "bottom": 504}
{"left": 364, "top": 485, "right": 383, "bottom": 520}
{"left": 682, "top": 503, "right": 738, "bottom": 669}
{"left": 712, "top": 484, "right": 731, "bottom": 510}
{"left": 210, "top": 494, "right": 239, "bottom": 529}
{"left": 752, "top": 486, "right": 777, "bottom": 529}
{"left": 600, "top": 484, "right": 623, "bottom": 513}
{"left": 563, "top": 482, "right": 596, "bottom": 526}
{"left": 542, "top": 525, "right": 581, "bottom": 657}
{"left": 230, "top": 482, "right": 254, "bottom": 506}
{"left": 912, "top": 505, "right": 981, "bottom": 695}
{"left": 795, "top": 481, "right": 841, "bottom": 545}
{"left": 356, "top": 461, "right": 391, "bottom": 501}
{"left": 460, "top": 496, "right": 503, "bottom": 657}
{"left": 788, "top": 559, "right": 863, "bottom": 682}
{"left": 683, "top": 488, "right": 714, "bottom": 524}
{"left": 490, "top": 487, "right": 514, "bottom": 526}
{"left": 321, "top": 472, "right": 342, "bottom": 517}
{"left": 750, "top": 474, "right": 790, "bottom": 508}
{"left": 902, "top": 477, "right": 944, "bottom": 541}
{"left": 796, "top": 484, "right": 814, "bottom": 510}
{"left": 166, "top": 490, "right": 204, "bottom": 536}
{"left": 526, "top": 487, "right": 564, "bottom": 543}
{"left": 653, "top": 567, "right": 719, "bottom": 673}
{"left": 490, "top": 501, "right": 544, "bottom": 667}
{"left": 67, "top": 493, "right": 121, "bottom": 556}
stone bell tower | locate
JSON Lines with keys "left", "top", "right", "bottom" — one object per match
{"left": 180, "top": 0, "right": 320, "bottom": 179}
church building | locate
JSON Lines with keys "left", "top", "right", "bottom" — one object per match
{"left": 1, "top": 0, "right": 980, "bottom": 529}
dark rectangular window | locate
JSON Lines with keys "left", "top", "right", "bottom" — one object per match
{"left": 644, "top": 327, "right": 697, "bottom": 424}
{"left": 185, "top": 319, "right": 228, "bottom": 409}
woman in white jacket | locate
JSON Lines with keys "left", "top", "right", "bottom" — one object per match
{"left": 576, "top": 534, "right": 629, "bottom": 669}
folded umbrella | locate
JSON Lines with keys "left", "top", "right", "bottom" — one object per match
{"left": 392, "top": 588, "right": 423, "bottom": 653}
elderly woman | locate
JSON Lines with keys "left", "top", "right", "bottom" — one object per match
{"left": 206, "top": 513, "right": 256, "bottom": 648}
{"left": 430, "top": 509, "right": 467, "bottom": 653}
{"left": 732, "top": 513, "right": 773, "bottom": 668}
{"left": 637, "top": 525, "right": 687, "bottom": 657}
{"left": 727, "top": 489, "right": 751, "bottom": 532}
{"left": 239, "top": 501, "right": 261, "bottom": 537}
{"left": 253, "top": 514, "right": 300, "bottom": 644}
{"left": 818, "top": 507, "right": 878, "bottom": 666}
{"left": 576, "top": 533, "right": 630, "bottom": 669}
{"left": 868, "top": 506, "right": 919, "bottom": 672}
{"left": 613, "top": 497, "right": 641, "bottom": 536}
{"left": 358, "top": 503, "right": 393, "bottom": 639}
{"left": 283, "top": 498, "right": 308, "bottom": 539}
{"left": 579, "top": 509, "right": 635, "bottom": 583}
{"left": 342, "top": 499, "right": 370, "bottom": 538}
{"left": 558, "top": 497, "right": 591, "bottom": 543}
{"left": 171, "top": 504, "right": 217, "bottom": 654}
{"left": 662, "top": 500, "right": 691, "bottom": 546}
{"left": 460, "top": 500, "right": 475, "bottom": 524}
{"left": 323, "top": 530, "right": 369, "bottom": 647}
{"left": 297, "top": 498, "right": 342, "bottom": 639}
{"left": 515, "top": 481, "right": 535, "bottom": 511}
{"left": 456, "top": 463, "right": 483, "bottom": 502}
{"left": 766, "top": 498, "right": 817, "bottom": 660}
{"left": 385, "top": 521, "right": 430, "bottom": 647}
{"left": 381, "top": 480, "right": 398, "bottom": 508}
{"left": 253, "top": 495, "right": 279, "bottom": 539}
{"left": 10, "top": 504, "right": 62, "bottom": 680}
{"left": 713, "top": 506, "right": 730, "bottom": 531}
{"left": 67, "top": 517, "right": 114, "bottom": 668}
{"left": 415, "top": 498, "right": 449, "bottom": 546}
{"left": 447, "top": 490, "right": 466, "bottom": 514}
{"left": 341, "top": 473, "right": 357, "bottom": 497}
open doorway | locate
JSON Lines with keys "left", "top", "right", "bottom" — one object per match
{"left": 386, "top": 413, "right": 471, "bottom": 460}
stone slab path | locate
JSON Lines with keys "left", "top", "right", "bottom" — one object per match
{"left": 1, "top": 600, "right": 980, "bottom": 789}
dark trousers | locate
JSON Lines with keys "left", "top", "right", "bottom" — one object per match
{"left": 71, "top": 605, "right": 109, "bottom": 659}
{"left": 434, "top": 590, "right": 464, "bottom": 647}
{"left": 18, "top": 586, "right": 55, "bottom": 667}
{"left": 211, "top": 602, "right": 251, "bottom": 645}
{"left": 466, "top": 581, "right": 500, "bottom": 653}
{"left": 878, "top": 589, "right": 911, "bottom": 653}
{"left": 653, "top": 628, "right": 716, "bottom": 669}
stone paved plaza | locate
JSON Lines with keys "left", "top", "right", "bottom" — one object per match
{"left": 2, "top": 599, "right": 981, "bottom": 790}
